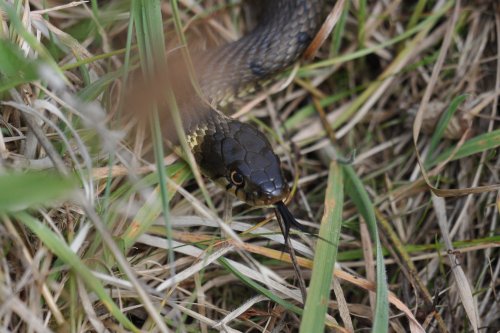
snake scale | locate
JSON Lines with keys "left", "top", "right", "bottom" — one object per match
{"left": 169, "top": 0, "right": 324, "bottom": 239}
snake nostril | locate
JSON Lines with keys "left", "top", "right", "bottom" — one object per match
{"left": 259, "top": 182, "right": 287, "bottom": 201}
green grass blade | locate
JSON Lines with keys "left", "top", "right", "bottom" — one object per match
{"left": 344, "top": 166, "right": 389, "bottom": 332}
{"left": 218, "top": 257, "right": 304, "bottom": 315}
{"left": 300, "top": 162, "right": 344, "bottom": 332}
{"left": 283, "top": 87, "right": 361, "bottom": 130}
{"left": 407, "top": 0, "right": 429, "bottom": 30}
{"left": 0, "top": 40, "right": 40, "bottom": 92}
{"left": 427, "top": 94, "right": 468, "bottom": 159}
{"left": 13, "top": 212, "right": 140, "bottom": 333}
{"left": 60, "top": 48, "right": 128, "bottom": 71}
{"left": 78, "top": 67, "right": 127, "bottom": 101}
{"left": 131, "top": 4, "right": 178, "bottom": 325}
{"left": 330, "top": 0, "right": 350, "bottom": 55}
{"left": 131, "top": 0, "right": 172, "bottom": 215}
{"left": 0, "top": 172, "right": 76, "bottom": 213}
{"left": 428, "top": 129, "right": 500, "bottom": 168}
{"left": 357, "top": 0, "right": 367, "bottom": 48}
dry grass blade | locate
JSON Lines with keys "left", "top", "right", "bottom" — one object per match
{"left": 1, "top": 0, "right": 499, "bottom": 331}
{"left": 432, "top": 195, "right": 480, "bottom": 332}
{"left": 155, "top": 244, "right": 234, "bottom": 291}
{"left": 0, "top": 284, "right": 54, "bottom": 333}
{"left": 304, "top": 0, "right": 346, "bottom": 60}
{"left": 213, "top": 295, "right": 267, "bottom": 329}
{"left": 332, "top": 277, "right": 353, "bottom": 331}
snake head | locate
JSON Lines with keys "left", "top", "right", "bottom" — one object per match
{"left": 221, "top": 122, "right": 290, "bottom": 206}
{"left": 191, "top": 116, "right": 290, "bottom": 206}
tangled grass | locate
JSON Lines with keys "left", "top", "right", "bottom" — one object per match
{"left": 0, "top": 0, "right": 499, "bottom": 332}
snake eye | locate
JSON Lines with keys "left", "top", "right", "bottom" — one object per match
{"left": 230, "top": 170, "right": 245, "bottom": 186}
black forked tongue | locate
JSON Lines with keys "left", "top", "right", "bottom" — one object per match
{"left": 275, "top": 201, "right": 306, "bottom": 243}
{"left": 275, "top": 201, "right": 334, "bottom": 246}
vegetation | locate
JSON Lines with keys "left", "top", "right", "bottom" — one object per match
{"left": 0, "top": 0, "right": 499, "bottom": 332}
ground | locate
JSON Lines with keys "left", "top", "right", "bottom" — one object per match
{"left": 0, "top": 0, "right": 499, "bottom": 332}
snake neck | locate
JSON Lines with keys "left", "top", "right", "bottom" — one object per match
{"left": 172, "top": 0, "right": 324, "bottom": 135}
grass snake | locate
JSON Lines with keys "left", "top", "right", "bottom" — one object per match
{"left": 168, "top": 0, "right": 324, "bottom": 239}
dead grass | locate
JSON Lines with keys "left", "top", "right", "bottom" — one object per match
{"left": 0, "top": 0, "right": 499, "bottom": 332}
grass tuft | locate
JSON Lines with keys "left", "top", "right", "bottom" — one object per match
{"left": 0, "top": 0, "right": 499, "bottom": 332}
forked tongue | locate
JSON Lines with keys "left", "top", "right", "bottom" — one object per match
{"left": 275, "top": 201, "right": 333, "bottom": 246}
{"left": 275, "top": 201, "right": 306, "bottom": 243}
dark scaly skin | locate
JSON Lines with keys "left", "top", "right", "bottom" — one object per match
{"left": 181, "top": 0, "right": 324, "bottom": 209}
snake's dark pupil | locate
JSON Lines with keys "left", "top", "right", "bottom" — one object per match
{"left": 230, "top": 171, "right": 244, "bottom": 186}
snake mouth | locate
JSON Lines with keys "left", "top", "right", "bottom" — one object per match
{"left": 250, "top": 186, "right": 290, "bottom": 206}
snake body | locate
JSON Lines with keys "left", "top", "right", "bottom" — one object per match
{"left": 178, "top": 0, "right": 324, "bottom": 209}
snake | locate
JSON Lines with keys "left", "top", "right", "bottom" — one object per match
{"left": 169, "top": 0, "right": 324, "bottom": 239}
